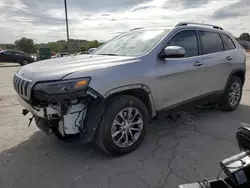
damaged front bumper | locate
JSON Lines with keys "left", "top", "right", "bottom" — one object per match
{"left": 18, "top": 88, "right": 104, "bottom": 143}
{"left": 18, "top": 95, "right": 87, "bottom": 135}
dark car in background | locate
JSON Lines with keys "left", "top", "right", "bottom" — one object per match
{"left": 0, "top": 50, "right": 34, "bottom": 65}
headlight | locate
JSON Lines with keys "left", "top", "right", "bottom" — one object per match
{"left": 33, "top": 78, "right": 90, "bottom": 94}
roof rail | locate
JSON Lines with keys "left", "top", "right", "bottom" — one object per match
{"left": 130, "top": 27, "right": 144, "bottom": 31}
{"left": 175, "top": 22, "right": 223, "bottom": 30}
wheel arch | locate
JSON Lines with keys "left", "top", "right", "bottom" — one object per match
{"left": 80, "top": 84, "right": 156, "bottom": 144}
{"left": 224, "top": 68, "right": 245, "bottom": 91}
{"left": 232, "top": 70, "right": 245, "bottom": 85}
{"left": 103, "top": 84, "right": 157, "bottom": 120}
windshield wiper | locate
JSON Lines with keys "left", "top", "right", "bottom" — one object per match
{"left": 98, "top": 53, "right": 118, "bottom": 56}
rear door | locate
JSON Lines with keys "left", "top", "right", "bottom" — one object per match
{"left": 220, "top": 33, "right": 239, "bottom": 74}
{"left": 198, "top": 30, "right": 229, "bottom": 92}
{"left": 14, "top": 51, "right": 24, "bottom": 63}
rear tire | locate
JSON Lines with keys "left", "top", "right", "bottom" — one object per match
{"left": 218, "top": 76, "right": 242, "bottom": 111}
{"left": 20, "top": 59, "right": 29, "bottom": 66}
{"left": 95, "top": 95, "right": 149, "bottom": 156}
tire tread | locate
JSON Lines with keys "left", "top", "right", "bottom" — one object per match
{"left": 95, "top": 95, "right": 148, "bottom": 156}
{"left": 218, "top": 76, "right": 242, "bottom": 111}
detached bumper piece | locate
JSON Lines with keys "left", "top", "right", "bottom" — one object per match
{"left": 34, "top": 116, "right": 52, "bottom": 135}
{"left": 21, "top": 109, "right": 29, "bottom": 116}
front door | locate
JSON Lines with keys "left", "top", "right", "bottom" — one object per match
{"left": 156, "top": 30, "right": 206, "bottom": 110}
{"left": 0, "top": 52, "right": 7, "bottom": 62}
{"left": 3, "top": 51, "right": 15, "bottom": 63}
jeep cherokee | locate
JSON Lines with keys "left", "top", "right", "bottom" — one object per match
{"left": 13, "top": 22, "right": 246, "bottom": 155}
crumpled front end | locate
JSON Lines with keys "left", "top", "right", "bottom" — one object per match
{"left": 14, "top": 72, "right": 103, "bottom": 142}
{"left": 18, "top": 96, "right": 87, "bottom": 136}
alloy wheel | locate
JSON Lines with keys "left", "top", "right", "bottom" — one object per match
{"left": 228, "top": 82, "right": 241, "bottom": 107}
{"left": 111, "top": 107, "right": 143, "bottom": 148}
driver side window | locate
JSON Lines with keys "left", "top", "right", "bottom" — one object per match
{"left": 166, "top": 30, "right": 198, "bottom": 57}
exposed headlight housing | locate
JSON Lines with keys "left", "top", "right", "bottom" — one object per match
{"left": 33, "top": 78, "right": 91, "bottom": 95}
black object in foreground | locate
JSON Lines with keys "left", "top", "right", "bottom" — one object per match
{"left": 179, "top": 179, "right": 235, "bottom": 188}
{"left": 179, "top": 126, "right": 250, "bottom": 188}
{"left": 236, "top": 127, "right": 250, "bottom": 151}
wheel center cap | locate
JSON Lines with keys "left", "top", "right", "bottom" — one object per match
{"left": 124, "top": 123, "right": 131, "bottom": 131}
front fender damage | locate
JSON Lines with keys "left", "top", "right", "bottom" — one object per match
{"left": 80, "top": 98, "right": 105, "bottom": 143}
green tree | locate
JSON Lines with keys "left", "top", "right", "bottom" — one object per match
{"left": 61, "top": 44, "right": 68, "bottom": 52}
{"left": 80, "top": 45, "right": 89, "bottom": 52}
{"left": 88, "top": 40, "right": 100, "bottom": 48}
{"left": 48, "top": 42, "right": 60, "bottom": 53}
{"left": 14, "top": 37, "right": 36, "bottom": 54}
{"left": 239, "top": 33, "right": 250, "bottom": 41}
{"left": 12, "top": 38, "right": 103, "bottom": 54}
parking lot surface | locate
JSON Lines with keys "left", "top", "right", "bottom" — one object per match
{"left": 0, "top": 56, "right": 250, "bottom": 188}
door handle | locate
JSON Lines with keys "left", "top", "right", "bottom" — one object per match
{"left": 193, "top": 61, "right": 203, "bottom": 66}
{"left": 226, "top": 56, "right": 233, "bottom": 61}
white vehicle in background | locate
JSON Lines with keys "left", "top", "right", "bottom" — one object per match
{"left": 88, "top": 48, "right": 96, "bottom": 54}
{"left": 51, "top": 52, "right": 70, "bottom": 58}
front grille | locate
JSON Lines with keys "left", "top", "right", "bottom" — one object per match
{"left": 13, "top": 73, "right": 32, "bottom": 100}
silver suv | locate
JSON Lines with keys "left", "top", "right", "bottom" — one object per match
{"left": 13, "top": 22, "right": 246, "bottom": 155}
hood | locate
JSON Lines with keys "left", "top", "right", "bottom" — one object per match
{"left": 17, "top": 55, "right": 137, "bottom": 82}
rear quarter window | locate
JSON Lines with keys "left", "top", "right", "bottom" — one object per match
{"left": 14, "top": 52, "right": 23, "bottom": 55}
{"left": 221, "top": 34, "right": 236, "bottom": 50}
{"left": 199, "top": 31, "right": 224, "bottom": 55}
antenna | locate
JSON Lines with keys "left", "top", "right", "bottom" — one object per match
{"left": 201, "top": 20, "right": 204, "bottom": 27}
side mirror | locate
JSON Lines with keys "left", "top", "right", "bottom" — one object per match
{"left": 159, "top": 46, "right": 185, "bottom": 59}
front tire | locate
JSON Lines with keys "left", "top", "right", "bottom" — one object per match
{"left": 218, "top": 76, "right": 242, "bottom": 111}
{"left": 95, "top": 95, "right": 149, "bottom": 156}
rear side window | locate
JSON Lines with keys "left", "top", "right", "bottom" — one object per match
{"left": 166, "top": 30, "right": 198, "bottom": 57}
{"left": 14, "top": 52, "right": 23, "bottom": 55}
{"left": 221, "top": 34, "right": 236, "bottom": 50}
{"left": 199, "top": 31, "right": 224, "bottom": 54}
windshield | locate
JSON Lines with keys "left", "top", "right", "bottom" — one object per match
{"left": 93, "top": 29, "right": 169, "bottom": 57}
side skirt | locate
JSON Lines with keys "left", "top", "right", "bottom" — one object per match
{"left": 157, "top": 91, "right": 223, "bottom": 115}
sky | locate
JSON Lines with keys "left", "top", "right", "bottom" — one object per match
{"left": 0, "top": 0, "right": 249, "bottom": 43}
